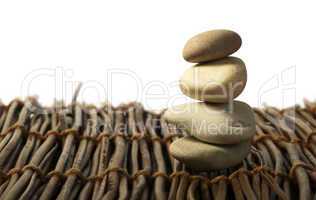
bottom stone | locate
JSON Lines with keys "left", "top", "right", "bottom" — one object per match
{"left": 169, "top": 136, "right": 251, "bottom": 171}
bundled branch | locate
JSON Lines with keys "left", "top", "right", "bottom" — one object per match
{"left": 0, "top": 98, "right": 316, "bottom": 200}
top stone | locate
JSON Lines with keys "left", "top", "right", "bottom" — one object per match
{"left": 183, "top": 29, "right": 242, "bottom": 63}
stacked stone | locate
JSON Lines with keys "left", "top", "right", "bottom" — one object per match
{"left": 163, "top": 29, "right": 255, "bottom": 171}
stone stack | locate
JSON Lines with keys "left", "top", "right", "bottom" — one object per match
{"left": 163, "top": 29, "right": 255, "bottom": 171}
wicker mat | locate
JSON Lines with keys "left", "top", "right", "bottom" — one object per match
{"left": 0, "top": 98, "right": 316, "bottom": 200}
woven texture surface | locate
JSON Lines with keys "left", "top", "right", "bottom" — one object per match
{"left": 0, "top": 98, "right": 316, "bottom": 200}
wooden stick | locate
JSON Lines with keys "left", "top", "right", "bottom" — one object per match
{"left": 101, "top": 107, "right": 127, "bottom": 200}
{"left": 146, "top": 114, "right": 168, "bottom": 200}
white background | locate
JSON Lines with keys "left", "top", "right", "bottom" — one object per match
{"left": 0, "top": 0, "right": 315, "bottom": 110}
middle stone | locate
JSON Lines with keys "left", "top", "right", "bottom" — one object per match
{"left": 162, "top": 101, "right": 255, "bottom": 144}
{"left": 180, "top": 57, "right": 247, "bottom": 103}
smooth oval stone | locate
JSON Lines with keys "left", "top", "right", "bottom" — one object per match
{"left": 183, "top": 29, "right": 242, "bottom": 63}
{"left": 170, "top": 136, "right": 251, "bottom": 171}
{"left": 162, "top": 101, "right": 255, "bottom": 144}
{"left": 180, "top": 57, "right": 247, "bottom": 103}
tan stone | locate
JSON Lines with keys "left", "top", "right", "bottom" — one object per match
{"left": 183, "top": 29, "right": 242, "bottom": 63}
{"left": 180, "top": 57, "right": 247, "bottom": 103}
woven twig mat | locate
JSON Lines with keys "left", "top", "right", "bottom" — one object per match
{"left": 0, "top": 98, "right": 316, "bottom": 200}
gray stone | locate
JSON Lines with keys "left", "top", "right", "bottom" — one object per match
{"left": 170, "top": 136, "right": 251, "bottom": 171}
{"left": 162, "top": 101, "right": 255, "bottom": 144}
